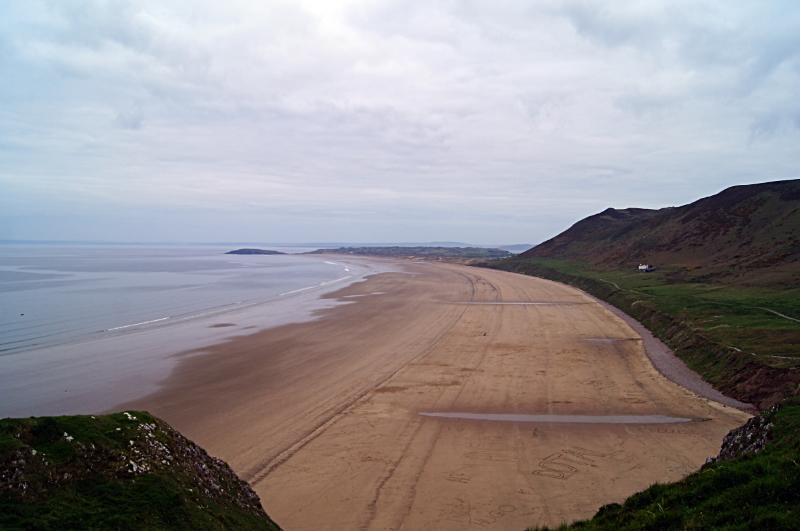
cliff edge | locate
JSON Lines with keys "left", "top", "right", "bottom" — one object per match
{"left": 0, "top": 411, "right": 281, "bottom": 530}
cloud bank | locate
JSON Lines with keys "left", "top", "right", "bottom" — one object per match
{"left": 1, "top": 0, "right": 798, "bottom": 243}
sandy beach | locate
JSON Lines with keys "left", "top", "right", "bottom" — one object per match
{"left": 124, "top": 260, "right": 751, "bottom": 530}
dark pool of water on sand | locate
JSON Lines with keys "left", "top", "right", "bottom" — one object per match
{"left": 419, "top": 412, "right": 696, "bottom": 423}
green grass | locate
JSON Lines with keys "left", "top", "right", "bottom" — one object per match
{"left": 0, "top": 412, "right": 281, "bottom": 531}
{"left": 528, "top": 398, "right": 800, "bottom": 531}
{"left": 1, "top": 412, "right": 153, "bottom": 462}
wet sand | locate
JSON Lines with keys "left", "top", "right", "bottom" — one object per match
{"left": 124, "top": 261, "right": 751, "bottom": 530}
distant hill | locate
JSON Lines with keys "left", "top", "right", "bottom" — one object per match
{"left": 522, "top": 179, "right": 800, "bottom": 275}
{"left": 307, "top": 246, "right": 513, "bottom": 259}
{"left": 225, "top": 249, "right": 285, "bottom": 255}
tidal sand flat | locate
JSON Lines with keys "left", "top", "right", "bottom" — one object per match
{"left": 123, "top": 261, "right": 751, "bottom": 530}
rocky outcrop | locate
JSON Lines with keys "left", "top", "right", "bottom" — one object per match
{"left": 706, "top": 402, "right": 783, "bottom": 465}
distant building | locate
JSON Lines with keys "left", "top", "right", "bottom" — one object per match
{"left": 638, "top": 264, "right": 658, "bottom": 272}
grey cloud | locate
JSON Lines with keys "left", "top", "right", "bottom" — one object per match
{"left": 113, "top": 105, "right": 144, "bottom": 130}
{"left": 0, "top": 1, "right": 798, "bottom": 244}
{"left": 557, "top": 1, "right": 663, "bottom": 48}
{"left": 749, "top": 113, "right": 782, "bottom": 141}
{"left": 614, "top": 90, "right": 681, "bottom": 118}
{"left": 749, "top": 107, "right": 800, "bottom": 142}
{"left": 555, "top": 1, "right": 800, "bottom": 92}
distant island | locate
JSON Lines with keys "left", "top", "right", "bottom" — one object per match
{"left": 225, "top": 249, "right": 285, "bottom": 255}
{"left": 306, "top": 246, "right": 513, "bottom": 260}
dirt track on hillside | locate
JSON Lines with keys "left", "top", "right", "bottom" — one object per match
{"left": 126, "top": 261, "right": 750, "bottom": 530}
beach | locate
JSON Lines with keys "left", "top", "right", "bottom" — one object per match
{"left": 0, "top": 249, "right": 394, "bottom": 418}
{"left": 122, "top": 259, "right": 751, "bottom": 530}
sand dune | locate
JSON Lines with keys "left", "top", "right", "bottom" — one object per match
{"left": 125, "top": 260, "right": 750, "bottom": 530}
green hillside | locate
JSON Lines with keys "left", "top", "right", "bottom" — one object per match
{"left": 0, "top": 412, "right": 281, "bottom": 531}
{"left": 523, "top": 179, "right": 800, "bottom": 280}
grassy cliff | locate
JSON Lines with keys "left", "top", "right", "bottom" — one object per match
{"left": 0, "top": 411, "right": 281, "bottom": 531}
{"left": 484, "top": 180, "right": 800, "bottom": 410}
{"left": 486, "top": 257, "right": 800, "bottom": 409}
{"left": 475, "top": 180, "right": 800, "bottom": 529}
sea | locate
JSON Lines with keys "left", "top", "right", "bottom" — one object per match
{"left": 0, "top": 245, "right": 387, "bottom": 418}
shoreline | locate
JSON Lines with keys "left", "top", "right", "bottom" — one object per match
{"left": 490, "top": 268, "right": 754, "bottom": 412}
{"left": 587, "top": 292, "right": 755, "bottom": 411}
{"left": 0, "top": 255, "right": 401, "bottom": 419}
{"left": 120, "top": 262, "right": 750, "bottom": 530}
{"left": 119, "top": 260, "right": 474, "bottom": 476}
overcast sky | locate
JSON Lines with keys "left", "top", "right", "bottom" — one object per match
{"left": 1, "top": 0, "right": 798, "bottom": 245}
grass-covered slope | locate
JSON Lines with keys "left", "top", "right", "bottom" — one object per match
{"left": 0, "top": 411, "right": 281, "bottom": 531}
{"left": 523, "top": 179, "right": 800, "bottom": 276}
{"left": 530, "top": 398, "right": 800, "bottom": 531}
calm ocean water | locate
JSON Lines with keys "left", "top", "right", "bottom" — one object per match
{"left": 0, "top": 244, "right": 385, "bottom": 417}
{"left": 0, "top": 245, "right": 349, "bottom": 355}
